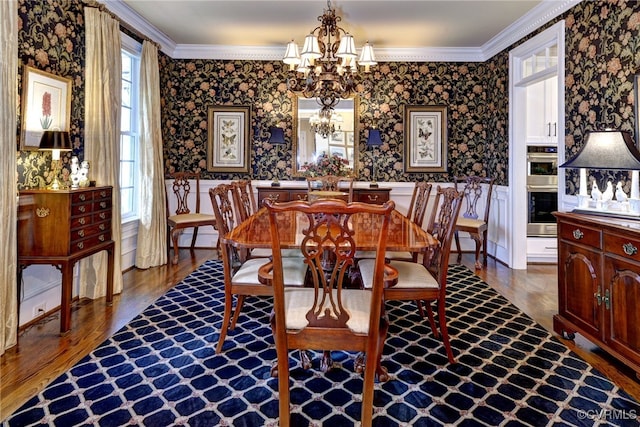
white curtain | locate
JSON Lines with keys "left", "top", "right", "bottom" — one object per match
{"left": 0, "top": 0, "right": 18, "bottom": 354}
{"left": 135, "top": 40, "right": 167, "bottom": 268}
{"left": 81, "top": 7, "right": 123, "bottom": 298}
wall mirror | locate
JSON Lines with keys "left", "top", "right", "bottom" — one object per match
{"left": 292, "top": 95, "right": 359, "bottom": 176}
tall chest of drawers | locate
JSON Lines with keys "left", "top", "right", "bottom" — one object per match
{"left": 17, "top": 187, "right": 115, "bottom": 334}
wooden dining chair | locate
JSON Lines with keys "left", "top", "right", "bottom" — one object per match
{"left": 209, "top": 184, "right": 308, "bottom": 354}
{"left": 306, "top": 175, "right": 354, "bottom": 202}
{"left": 453, "top": 175, "right": 495, "bottom": 269}
{"left": 359, "top": 186, "right": 463, "bottom": 364}
{"left": 259, "top": 198, "right": 395, "bottom": 427}
{"left": 231, "top": 179, "right": 257, "bottom": 223}
{"left": 356, "top": 181, "right": 432, "bottom": 262}
{"left": 166, "top": 172, "right": 217, "bottom": 264}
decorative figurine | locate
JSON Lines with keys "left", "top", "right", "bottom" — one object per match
{"left": 616, "top": 181, "right": 628, "bottom": 202}
{"left": 602, "top": 181, "right": 614, "bottom": 203}
{"left": 78, "top": 160, "right": 90, "bottom": 187}
{"left": 591, "top": 181, "right": 602, "bottom": 201}
{"left": 69, "top": 156, "right": 80, "bottom": 189}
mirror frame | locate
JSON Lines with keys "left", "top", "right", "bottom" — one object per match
{"left": 292, "top": 95, "right": 360, "bottom": 177}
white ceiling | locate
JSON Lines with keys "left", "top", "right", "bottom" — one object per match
{"left": 103, "top": 0, "right": 580, "bottom": 61}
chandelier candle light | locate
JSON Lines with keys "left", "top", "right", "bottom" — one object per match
{"left": 283, "top": 0, "right": 377, "bottom": 111}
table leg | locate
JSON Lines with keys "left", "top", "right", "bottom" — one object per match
{"left": 106, "top": 243, "right": 114, "bottom": 305}
{"left": 60, "top": 261, "right": 74, "bottom": 334}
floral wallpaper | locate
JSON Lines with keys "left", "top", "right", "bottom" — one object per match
{"left": 16, "top": 0, "right": 86, "bottom": 190}
{"left": 159, "top": 56, "right": 507, "bottom": 184}
{"left": 14, "top": 0, "right": 640, "bottom": 192}
{"left": 563, "top": 0, "right": 640, "bottom": 194}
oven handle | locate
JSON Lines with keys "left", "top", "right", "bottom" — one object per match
{"left": 527, "top": 184, "right": 558, "bottom": 191}
{"left": 527, "top": 153, "right": 558, "bottom": 161}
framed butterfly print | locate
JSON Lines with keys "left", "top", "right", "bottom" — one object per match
{"left": 207, "top": 105, "right": 251, "bottom": 173}
{"left": 403, "top": 105, "right": 447, "bottom": 173}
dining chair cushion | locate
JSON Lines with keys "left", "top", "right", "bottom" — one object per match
{"left": 283, "top": 288, "right": 372, "bottom": 334}
{"left": 249, "top": 248, "right": 305, "bottom": 259}
{"left": 456, "top": 217, "right": 486, "bottom": 229}
{"left": 168, "top": 213, "right": 215, "bottom": 224}
{"left": 359, "top": 259, "right": 439, "bottom": 290}
{"left": 233, "top": 257, "right": 308, "bottom": 286}
{"left": 355, "top": 250, "right": 413, "bottom": 261}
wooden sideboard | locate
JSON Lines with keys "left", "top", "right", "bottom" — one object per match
{"left": 554, "top": 211, "right": 640, "bottom": 375}
{"left": 17, "top": 187, "right": 115, "bottom": 334}
{"left": 257, "top": 186, "right": 391, "bottom": 206}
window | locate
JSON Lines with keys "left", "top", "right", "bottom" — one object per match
{"left": 120, "top": 34, "right": 141, "bottom": 221}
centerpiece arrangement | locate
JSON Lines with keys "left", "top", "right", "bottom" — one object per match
{"left": 301, "top": 153, "right": 351, "bottom": 177}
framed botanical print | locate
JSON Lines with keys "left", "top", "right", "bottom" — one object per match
{"left": 403, "top": 105, "right": 448, "bottom": 172}
{"left": 20, "top": 65, "right": 72, "bottom": 150}
{"left": 207, "top": 105, "right": 251, "bottom": 173}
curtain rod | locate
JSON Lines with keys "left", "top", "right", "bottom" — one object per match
{"left": 82, "top": 0, "right": 161, "bottom": 49}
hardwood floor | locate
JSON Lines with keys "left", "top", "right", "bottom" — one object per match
{"left": 2, "top": 250, "right": 639, "bottom": 420}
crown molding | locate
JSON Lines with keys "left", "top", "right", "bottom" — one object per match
{"left": 100, "top": 0, "right": 177, "bottom": 56}
{"left": 170, "top": 45, "right": 486, "bottom": 62}
{"left": 481, "top": 0, "right": 582, "bottom": 61}
{"left": 103, "top": 0, "right": 583, "bottom": 63}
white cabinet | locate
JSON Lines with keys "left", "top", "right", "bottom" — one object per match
{"left": 526, "top": 78, "right": 557, "bottom": 144}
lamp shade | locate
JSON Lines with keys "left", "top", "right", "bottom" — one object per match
{"left": 283, "top": 40, "right": 301, "bottom": 65}
{"left": 268, "top": 127, "right": 286, "bottom": 145}
{"left": 367, "top": 129, "right": 383, "bottom": 147}
{"left": 560, "top": 130, "right": 640, "bottom": 170}
{"left": 39, "top": 130, "right": 72, "bottom": 151}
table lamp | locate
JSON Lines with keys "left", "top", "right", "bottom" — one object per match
{"left": 367, "top": 128, "right": 383, "bottom": 188}
{"left": 560, "top": 129, "right": 640, "bottom": 214}
{"left": 39, "top": 130, "right": 72, "bottom": 190}
{"left": 269, "top": 127, "right": 286, "bottom": 187}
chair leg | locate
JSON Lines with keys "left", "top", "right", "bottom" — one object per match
{"left": 230, "top": 295, "right": 246, "bottom": 329}
{"left": 170, "top": 228, "right": 181, "bottom": 265}
{"left": 216, "top": 290, "right": 234, "bottom": 353}
{"left": 471, "top": 233, "right": 482, "bottom": 269}
{"left": 454, "top": 230, "right": 462, "bottom": 263}
{"left": 437, "top": 300, "right": 455, "bottom": 364}
{"left": 424, "top": 302, "right": 439, "bottom": 338}
{"left": 190, "top": 226, "right": 199, "bottom": 249}
{"left": 482, "top": 230, "right": 489, "bottom": 267}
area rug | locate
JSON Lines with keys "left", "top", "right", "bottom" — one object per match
{"left": 4, "top": 260, "right": 639, "bottom": 426}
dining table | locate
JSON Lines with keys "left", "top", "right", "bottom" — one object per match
{"left": 222, "top": 203, "right": 438, "bottom": 381}
{"left": 223, "top": 206, "right": 438, "bottom": 253}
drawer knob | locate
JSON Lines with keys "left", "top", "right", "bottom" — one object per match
{"left": 100, "top": 202, "right": 107, "bottom": 208}
{"left": 79, "top": 206, "right": 86, "bottom": 213}
{"left": 99, "top": 235, "right": 105, "bottom": 242}
{"left": 99, "top": 212, "right": 106, "bottom": 219}
{"left": 80, "top": 194, "right": 86, "bottom": 201}
{"left": 78, "top": 230, "right": 85, "bottom": 237}
{"left": 268, "top": 194, "right": 280, "bottom": 201}
{"left": 77, "top": 242, "right": 84, "bottom": 249}
{"left": 572, "top": 229, "right": 584, "bottom": 240}
{"left": 623, "top": 242, "right": 638, "bottom": 256}
{"left": 367, "top": 195, "right": 379, "bottom": 201}
{"left": 79, "top": 218, "right": 86, "bottom": 225}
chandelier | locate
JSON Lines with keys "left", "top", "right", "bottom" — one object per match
{"left": 283, "top": 0, "right": 377, "bottom": 111}
{"left": 309, "top": 108, "right": 343, "bottom": 138}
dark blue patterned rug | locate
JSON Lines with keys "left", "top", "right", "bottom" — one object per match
{"left": 4, "top": 260, "right": 639, "bottom": 426}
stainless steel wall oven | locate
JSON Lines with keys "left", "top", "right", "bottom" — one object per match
{"left": 527, "top": 146, "right": 558, "bottom": 237}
